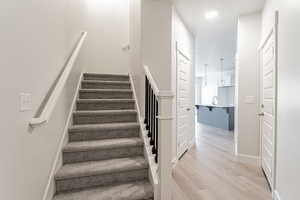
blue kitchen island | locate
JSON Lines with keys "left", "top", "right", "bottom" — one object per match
{"left": 195, "top": 104, "right": 234, "bottom": 131}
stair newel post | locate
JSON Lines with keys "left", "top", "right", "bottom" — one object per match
{"left": 157, "top": 92, "right": 174, "bottom": 200}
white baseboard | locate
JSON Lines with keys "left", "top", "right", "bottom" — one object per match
{"left": 42, "top": 73, "right": 83, "bottom": 200}
{"left": 236, "top": 153, "right": 260, "bottom": 165}
{"left": 172, "top": 157, "right": 178, "bottom": 168}
{"left": 274, "top": 190, "right": 281, "bottom": 200}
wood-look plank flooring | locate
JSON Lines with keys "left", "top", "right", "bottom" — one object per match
{"left": 172, "top": 123, "right": 272, "bottom": 200}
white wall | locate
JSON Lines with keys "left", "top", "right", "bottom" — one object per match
{"left": 201, "top": 71, "right": 220, "bottom": 105}
{"left": 195, "top": 30, "right": 236, "bottom": 76}
{"left": 129, "top": 0, "right": 144, "bottom": 113}
{"left": 142, "top": 0, "right": 173, "bottom": 91}
{"left": 262, "top": 1, "right": 300, "bottom": 199}
{"left": 195, "top": 77, "right": 203, "bottom": 105}
{"left": 81, "top": 0, "right": 130, "bottom": 74}
{"left": 236, "top": 12, "right": 262, "bottom": 157}
{"left": 0, "top": 1, "right": 87, "bottom": 200}
{"left": 171, "top": 8, "right": 195, "bottom": 161}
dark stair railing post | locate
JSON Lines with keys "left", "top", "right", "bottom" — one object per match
{"left": 155, "top": 99, "right": 158, "bottom": 163}
{"left": 144, "top": 75, "right": 159, "bottom": 163}
{"left": 151, "top": 93, "right": 156, "bottom": 149}
{"left": 150, "top": 92, "right": 155, "bottom": 146}
{"left": 148, "top": 86, "right": 152, "bottom": 138}
{"left": 144, "top": 77, "right": 148, "bottom": 124}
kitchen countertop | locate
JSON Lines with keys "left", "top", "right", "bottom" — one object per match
{"left": 195, "top": 104, "right": 235, "bottom": 108}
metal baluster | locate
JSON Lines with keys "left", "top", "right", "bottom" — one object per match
{"left": 150, "top": 91, "right": 155, "bottom": 145}
{"left": 152, "top": 94, "right": 156, "bottom": 152}
{"left": 147, "top": 83, "right": 151, "bottom": 131}
{"left": 155, "top": 99, "right": 158, "bottom": 163}
{"left": 144, "top": 77, "right": 148, "bottom": 124}
{"left": 148, "top": 88, "right": 152, "bottom": 137}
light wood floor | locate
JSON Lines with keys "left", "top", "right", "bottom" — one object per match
{"left": 172, "top": 123, "right": 272, "bottom": 200}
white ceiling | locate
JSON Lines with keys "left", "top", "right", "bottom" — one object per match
{"left": 172, "top": 0, "right": 265, "bottom": 75}
{"left": 172, "top": 0, "right": 265, "bottom": 35}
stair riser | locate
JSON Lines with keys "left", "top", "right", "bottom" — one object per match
{"left": 76, "top": 102, "right": 135, "bottom": 111}
{"left": 83, "top": 74, "right": 129, "bottom": 82}
{"left": 82, "top": 82, "right": 131, "bottom": 89}
{"left": 63, "top": 146, "right": 143, "bottom": 164}
{"left": 79, "top": 91, "right": 133, "bottom": 99}
{"left": 69, "top": 128, "right": 139, "bottom": 142}
{"left": 73, "top": 113, "right": 137, "bottom": 125}
{"left": 56, "top": 169, "right": 147, "bottom": 193}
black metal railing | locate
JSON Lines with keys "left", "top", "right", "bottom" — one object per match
{"left": 144, "top": 76, "right": 159, "bottom": 163}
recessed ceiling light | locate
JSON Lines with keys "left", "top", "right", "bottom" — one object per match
{"left": 205, "top": 10, "right": 219, "bottom": 20}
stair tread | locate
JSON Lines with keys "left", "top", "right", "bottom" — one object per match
{"left": 53, "top": 181, "right": 153, "bottom": 200}
{"left": 55, "top": 156, "right": 147, "bottom": 180}
{"left": 73, "top": 110, "right": 137, "bottom": 115}
{"left": 79, "top": 89, "right": 132, "bottom": 92}
{"left": 83, "top": 73, "right": 129, "bottom": 77}
{"left": 64, "top": 138, "right": 143, "bottom": 152}
{"left": 77, "top": 99, "right": 135, "bottom": 103}
{"left": 69, "top": 122, "right": 140, "bottom": 132}
{"left": 82, "top": 80, "right": 130, "bottom": 84}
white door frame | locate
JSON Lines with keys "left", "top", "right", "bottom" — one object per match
{"left": 258, "top": 11, "right": 278, "bottom": 195}
{"left": 175, "top": 41, "right": 194, "bottom": 159}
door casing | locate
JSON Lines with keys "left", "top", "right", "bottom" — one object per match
{"left": 258, "top": 11, "right": 279, "bottom": 195}
{"left": 175, "top": 41, "right": 194, "bottom": 159}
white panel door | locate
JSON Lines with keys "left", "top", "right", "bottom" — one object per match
{"left": 259, "top": 22, "right": 277, "bottom": 189}
{"left": 176, "top": 48, "right": 191, "bottom": 158}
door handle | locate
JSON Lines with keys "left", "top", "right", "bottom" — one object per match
{"left": 258, "top": 112, "right": 265, "bottom": 116}
{"left": 187, "top": 108, "right": 191, "bottom": 111}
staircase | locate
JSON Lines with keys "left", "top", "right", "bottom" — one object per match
{"left": 53, "top": 73, "right": 153, "bottom": 200}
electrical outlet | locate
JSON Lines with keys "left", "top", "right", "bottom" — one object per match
{"left": 20, "top": 93, "right": 32, "bottom": 111}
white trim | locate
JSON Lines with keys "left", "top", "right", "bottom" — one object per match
{"left": 157, "top": 90, "right": 175, "bottom": 98}
{"left": 157, "top": 116, "right": 174, "bottom": 120}
{"left": 175, "top": 41, "right": 194, "bottom": 160}
{"left": 237, "top": 153, "right": 259, "bottom": 160}
{"left": 144, "top": 65, "right": 160, "bottom": 97}
{"left": 274, "top": 190, "right": 281, "bottom": 200}
{"left": 128, "top": 74, "right": 159, "bottom": 199}
{"left": 42, "top": 73, "right": 83, "bottom": 200}
{"left": 258, "top": 10, "right": 279, "bottom": 193}
{"left": 30, "top": 32, "right": 87, "bottom": 128}
{"left": 237, "top": 153, "right": 260, "bottom": 165}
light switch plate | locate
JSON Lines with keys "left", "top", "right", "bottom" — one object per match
{"left": 20, "top": 93, "right": 32, "bottom": 111}
{"left": 244, "top": 96, "right": 255, "bottom": 104}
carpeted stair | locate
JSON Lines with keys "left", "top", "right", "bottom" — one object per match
{"left": 53, "top": 73, "right": 153, "bottom": 200}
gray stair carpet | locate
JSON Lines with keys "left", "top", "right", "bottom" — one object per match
{"left": 53, "top": 73, "right": 153, "bottom": 200}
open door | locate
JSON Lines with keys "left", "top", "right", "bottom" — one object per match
{"left": 258, "top": 11, "right": 278, "bottom": 191}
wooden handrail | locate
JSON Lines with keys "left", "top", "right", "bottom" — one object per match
{"left": 30, "top": 32, "right": 87, "bottom": 128}
{"left": 143, "top": 65, "right": 160, "bottom": 96}
{"left": 143, "top": 65, "right": 173, "bottom": 98}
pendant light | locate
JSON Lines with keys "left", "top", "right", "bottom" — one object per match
{"left": 220, "top": 58, "right": 224, "bottom": 86}
{"left": 204, "top": 64, "right": 208, "bottom": 86}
